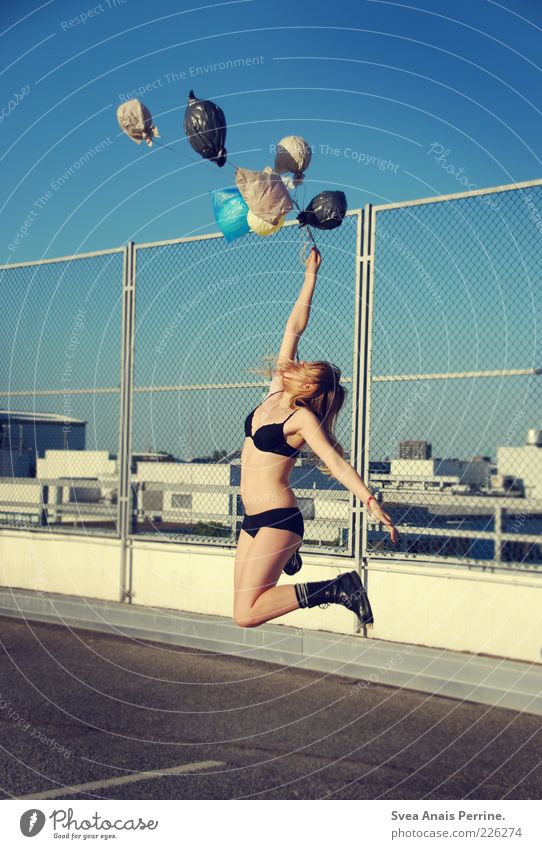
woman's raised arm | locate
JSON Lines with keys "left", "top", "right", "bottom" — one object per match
{"left": 275, "top": 247, "right": 322, "bottom": 365}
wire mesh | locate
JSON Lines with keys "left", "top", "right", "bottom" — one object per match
{"left": 132, "top": 215, "right": 361, "bottom": 551}
{"left": 367, "top": 184, "right": 542, "bottom": 570}
{"left": 3, "top": 178, "right": 540, "bottom": 571}
{"left": 0, "top": 251, "right": 124, "bottom": 534}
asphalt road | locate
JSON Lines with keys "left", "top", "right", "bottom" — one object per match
{"left": 0, "top": 616, "right": 540, "bottom": 800}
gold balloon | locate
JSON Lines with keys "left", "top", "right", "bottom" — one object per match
{"left": 247, "top": 211, "right": 285, "bottom": 237}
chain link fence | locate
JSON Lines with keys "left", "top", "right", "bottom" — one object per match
{"left": 132, "top": 214, "right": 360, "bottom": 553}
{"left": 0, "top": 250, "right": 124, "bottom": 534}
{"left": 1, "top": 180, "right": 541, "bottom": 572}
{"left": 366, "top": 183, "right": 542, "bottom": 571}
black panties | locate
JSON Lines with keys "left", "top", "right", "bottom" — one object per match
{"left": 240, "top": 507, "right": 304, "bottom": 539}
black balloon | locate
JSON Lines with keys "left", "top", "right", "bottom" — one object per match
{"left": 297, "top": 191, "right": 347, "bottom": 230}
{"left": 183, "top": 90, "right": 227, "bottom": 167}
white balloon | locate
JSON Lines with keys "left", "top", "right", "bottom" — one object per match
{"left": 274, "top": 136, "right": 312, "bottom": 185}
{"left": 117, "top": 99, "right": 159, "bottom": 146}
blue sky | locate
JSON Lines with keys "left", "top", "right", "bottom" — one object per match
{"left": 2, "top": 0, "right": 541, "bottom": 259}
{"left": 1, "top": 0, "right": 541, "bottom": 462}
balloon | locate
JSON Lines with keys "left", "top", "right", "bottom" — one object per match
{"left": 211, "top": 187, "right": 250, "bottom": 242}
{"left": 116, "top": 99, "right": 159, "bottom": 147}
{"left": 297, "top": 191, "right": 347, "bottom": 231}
{"left": 235, "top": 167, "right": 293, "bottom": 225}
{"left": 247, "top": 211, "right": 285, "bottom": 237}
{"left": 184, "top": 90, "right": 227, "bottom": 167}
{"left": 274, "top": 136, "right": 312, "bottom": 186}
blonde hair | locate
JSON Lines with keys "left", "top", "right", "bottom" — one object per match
{"left": 247, "top": 353, "right": 348, "bottom": 475}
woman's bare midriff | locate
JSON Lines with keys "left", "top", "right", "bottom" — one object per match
{"left": 240, "top": 443, "right": 299, "bottom": 513}
{"left": 240, "top": 389, "right": 306, "bottom": 514}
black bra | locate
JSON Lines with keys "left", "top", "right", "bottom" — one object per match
{"left": 244, "top": 391, "right": 303, "bottom": 457}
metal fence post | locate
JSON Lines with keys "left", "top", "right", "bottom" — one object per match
{"left": 348, "top": 205, "right": 374, "bottom": 630}
{"left": 118, "top": 241, "right": 136, "bottom": 603}
{"left": 357, "top": 204, "right": 375, "bottom": 633}
{"left": 350, "top": 210, "right": 364, "bottom": 562}
{"left": 360, "top": 203, "right": 375, "bottom": 566}
{"left": 352, "top": 203, "right": 374, "bottom": 544}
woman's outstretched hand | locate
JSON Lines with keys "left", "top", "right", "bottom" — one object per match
{"left": 306, "top": 246, "right": 322, "bottom": 274}
{"left": 367, "top": 499, "right": 400, "bottom": 545}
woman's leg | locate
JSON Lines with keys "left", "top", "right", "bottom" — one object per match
{"left": 234, "top": 526, "right": 302, "bottom": 627}
{"left": 234, "top": 528, "right": 256, "bottom": 596}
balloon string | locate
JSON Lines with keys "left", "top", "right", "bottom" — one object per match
{"left": 153, "top": 139, "right": 248, "bottom": 179}
{"left": 290, "top": 194, "right": 318, "bottom": 249}
{"left": 299, "top": 239, "right": 311, "bottom": 265}
{"left": 153, "top": 138, "right": 229, "bottom": 177}
{"left": 153, "top": 139, "right": 242, "bottom": 180}
{"left": 304, "top": 224, "right": 318, "bottom": 248}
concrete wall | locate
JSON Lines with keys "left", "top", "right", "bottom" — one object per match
{"left": 0, "top": 529, "right": 540, "bottom": 664}
{"left": 0, "top": 531, "right": 122, "bottom": 601}
{"left": 129, "top": 541, "right": 357, "bottom": 634}
{"left": 367, "top": 563, "right": 542, "bottom": 662}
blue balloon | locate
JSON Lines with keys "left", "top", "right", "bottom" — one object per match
{"left": 211, "top": 187, "right": 250, "bottom": 243}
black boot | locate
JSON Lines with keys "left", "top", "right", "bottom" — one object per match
{"left": 294, "top": 570, "right": 374, "bottom": 626}
{"left": 283, "top": 546, "right": 302, "bottom": 576}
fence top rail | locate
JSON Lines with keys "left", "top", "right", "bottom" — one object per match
{"left": 0, "top": 246, "right": 125, "bottom": 272}
{"left": 372, "top": 176, "right": 542, "bottom": 213}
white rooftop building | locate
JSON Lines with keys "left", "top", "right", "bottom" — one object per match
{"left": 37, "top": 450, "right": 116, "bottom": 479}
{"left": 134, "top": 460, "right": 232, "bottom": 522}
{"left": 386, "top": 457, "right": 492, "bottom": 491}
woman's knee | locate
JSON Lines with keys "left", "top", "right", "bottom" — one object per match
{"left": 233, "top": 604, "right": 258, "bottom": 628}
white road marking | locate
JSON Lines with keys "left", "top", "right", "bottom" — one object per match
{"left": 16, "top": 760, "right": 225, "bottom": 799}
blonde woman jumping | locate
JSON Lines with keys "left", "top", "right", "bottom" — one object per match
{"left": 235, "top": 247, "right": 399, "bottom": 629}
